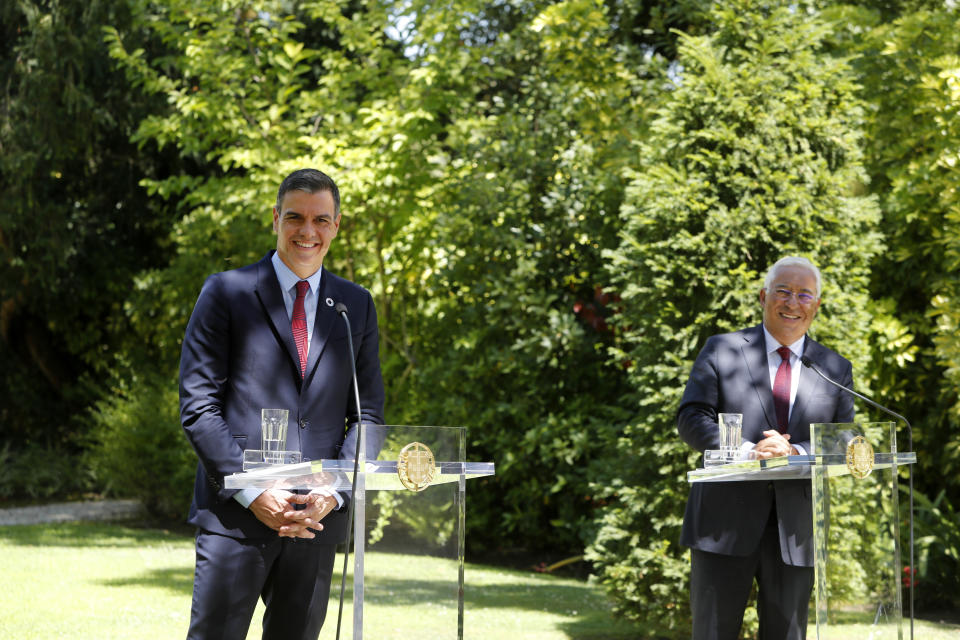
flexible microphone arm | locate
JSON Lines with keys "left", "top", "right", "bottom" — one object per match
{"left": 800, "top": 356, "right": 912, "bottom": 435}
{"left": 799, "top": 355, "right": 914, "bottom": 640}
{"left": 334, "top": 302, "right": 364, "bottom": 640}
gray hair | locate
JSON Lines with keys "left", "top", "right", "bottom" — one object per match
{"left": 763, "top": 256, "right": 822, "bottom": 298}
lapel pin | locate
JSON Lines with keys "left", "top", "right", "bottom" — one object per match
{"left": 325, "top": 297, "right": 334, "bottom": 308}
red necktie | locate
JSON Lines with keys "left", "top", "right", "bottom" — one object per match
{"left": 773, "top": 346, "right": 792, "bottom": 433}
{"left": 292, "top": 280, "right": 309, "bottom": 378}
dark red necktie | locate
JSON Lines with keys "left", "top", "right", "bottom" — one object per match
{"left": 773, "top": 346, "right": 792, "bottom": 433}
{"left": 292, "top": 280, "right": 309, "bottom": 378}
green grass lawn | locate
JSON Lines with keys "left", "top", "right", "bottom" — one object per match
{"left": 0, "top": 521, "right": 956, "bottom": 639}
{"left": 0, "top": 521, "right": 644, "bottom": 639}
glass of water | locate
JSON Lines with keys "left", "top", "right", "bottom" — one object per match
{"left": 718, "top": 413, "right": 743, "bottom": 460}
{"left": 261, "top": 408, "right": 289, "bottom": 464}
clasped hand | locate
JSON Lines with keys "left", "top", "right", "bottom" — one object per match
{"left": 753, "top": 430, "right": 797, "bottom": 459}
{"left": 249, "top": 489, "right": 335, "bottom": 539}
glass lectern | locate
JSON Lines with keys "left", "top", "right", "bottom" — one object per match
{"left": 689, "top": 422, "right": 915, "bottom": 639}
{"left": 225, "top": 425, "right": 495, "bottom": 640}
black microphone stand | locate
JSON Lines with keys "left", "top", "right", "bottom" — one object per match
{"left": 801, "top": 356, "right": 915, "bottom": 640}
{"left": 334, "top": 303, "right": 364, "bottom": 640}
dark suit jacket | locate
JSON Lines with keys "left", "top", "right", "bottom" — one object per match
{"left": 677, "top": 324, "right": 854, "bottom": 567}
{"left": 179, "top": 251, "right": 385, "bottom": 542}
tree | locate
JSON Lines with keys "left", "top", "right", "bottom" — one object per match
{"left": 93, "top": 0, "right": 659, "bottom": 549}
{"left": 405, "top": 0, "right": 649, "bottom": 554}
{"left": 0, "top": 0, "right": 176, "bottom": 490}
{"left": 89, "top": 0, "right": 473, "bottom": 516}
{"left": 839, "top": 3, "right": 960, "bottom": 610}
{"left": 586, "top": 1, "right": 882, "bottom": 633}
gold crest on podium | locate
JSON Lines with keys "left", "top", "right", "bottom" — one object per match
{"left": 397, "top": 442, "right": 436, "bottom": 492}
{"left": 845, "top": 435, "right": 874, "bottom": 479}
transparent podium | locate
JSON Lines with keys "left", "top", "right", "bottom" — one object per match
{"left": 225, "top": 425, "right": 495, "bottom": 640}
{"left": 688, "top": 422, "right": 916, "bottom": 639}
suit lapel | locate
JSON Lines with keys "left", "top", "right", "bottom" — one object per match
{"left": 741, "top": 324, "right": 778, "bottom": 431}
{"left": 304, "top": 268, "right": 337, "bottom": 382}
{"left": 255, "top": 255, "right": 301, "bottom": 378}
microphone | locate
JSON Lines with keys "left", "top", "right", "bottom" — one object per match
{"left": 800, "top": 354, "right": 915, "bottom": 639}
{"left": 800, "top": 356, "right": 911, "bottom": 433}
{"left": 335, "top": 303, "right": 366, "bottom": 450}
{"left": 334, "top": 302, "right": 363, "bottom": 640}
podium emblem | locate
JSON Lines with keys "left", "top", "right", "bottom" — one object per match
{"left": 845, "top": 435, "right": 874, "bottom": 479}
{"left": 397, "top": 442, "right": 436, "bottom": 491}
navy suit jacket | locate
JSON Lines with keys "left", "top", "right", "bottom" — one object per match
{"left": 179, "top": 251, "right": 385, "bottom": 542}
{"left": 677, "top": 324, "right": 854, "bottom": 567}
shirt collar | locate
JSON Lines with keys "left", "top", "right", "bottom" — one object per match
{"left": 271, "top": 251, "right": 322, "bottom": 295}
{"left": 762, "top": 324, "right": 805, "bottom": 358}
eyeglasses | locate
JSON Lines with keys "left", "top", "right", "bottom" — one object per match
{"left": 772, "top": 288, "right": 817, "bottom": 305}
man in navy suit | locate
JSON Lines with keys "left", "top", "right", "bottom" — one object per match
{"left": 678, "top": 256, "right": 854, "bottom": 640}
{"left": 179, "top": 168, "right": 385, "bottom": 639}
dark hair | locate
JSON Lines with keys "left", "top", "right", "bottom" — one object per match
{"left": 275, "top": 168, "right": 341, "bottom": 215}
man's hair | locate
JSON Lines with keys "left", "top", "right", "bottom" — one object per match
{"left": 763, "top": 256, "right": 822, "bottom": 298}
{"left": 276, "top": 168, "right": 341, "bottom": 215}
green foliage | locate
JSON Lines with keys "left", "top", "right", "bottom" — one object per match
{"left": 0, "top": 442, "right": 91, "bottom": 501}
{"left": 586, "top": 0, "right": 882, "bottom": 632}
{"left": 85, "top": 371, "right": 194, "bottom": 520}
{"left": 0, "top": 0, "right": 177, "bottom": 452}
{"left": 817, "top": 424, "right": 902, "bottom": 609}
{"left": 368, "top": 491, "right": 456, "bottom": 550}
{"left": 94, "top": 0, "right": 462, "bottom": 514}
{"left": 404, "top": 0, "right": 647, "bottom": 553}
{"left": 840, "top": 4, "right": 960, "bottom": 606}
{"left": 103, "top": 0, "right": 650, "bottom": 555}
{"left": 912, "top": 487, "right": 960, "bottom": 610}
{"left": 101, "top": 0, "right": 461, "bottom": 387}
{"left": 5, "top": 0, "right": 960, "bottom": 628}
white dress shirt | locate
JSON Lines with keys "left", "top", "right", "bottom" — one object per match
{"left": 739, "top": 326, "right": 808, "bottom": 456}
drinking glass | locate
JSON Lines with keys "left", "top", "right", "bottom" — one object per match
{"left": 261, "top": 408, "right": 289, "bottom": 464}
{"left": 718, "top": 413, "right": 743, "bottom": 459}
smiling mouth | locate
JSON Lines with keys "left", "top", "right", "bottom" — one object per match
{"left": 780, "top": 312, "right": 801, "bottom": 320}
{"left": 294, "top": 241, "right": 318, "bottom": 249}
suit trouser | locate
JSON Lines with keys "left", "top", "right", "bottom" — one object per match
{"left": 187, "top": 530, "right": 338, "bottom": 640}
{"left": 690, "top": 507, "right": 814, "bottom": 640}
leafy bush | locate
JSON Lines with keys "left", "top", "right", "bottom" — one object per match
{"left": 0, "top": 0, "right": 180, "bottom": 458}
{"left": 85, "top": 372, "right": 194, "bottom": 521}
{"left": 0, "top": 442, "right": 91, "bottom": 501}
{"left": 912, "top": 487, "right": 960, "bottom": 611}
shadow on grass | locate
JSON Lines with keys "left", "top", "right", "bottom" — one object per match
{"left": 466, "top": 579, "right": 662, "bottom": 639}
{"left": 0, "top": 521, "right": 193, "bottom": 548}
{"left": 1, "top": 522, "right": 197, "bottom": 596}
{"left": 357, "top": 575, "right": 595, "bottom": 608}
{"left": 98, "top": 565, "right": 195, "bottom": 594}
{"left": 357, "top": 575, "right": 648, "bottom": 638}
{"left": 1, "top": 522, "right": 651, "bottom": 638}
{"left": 826, "top": 608, "right": 891, "bottom": 625}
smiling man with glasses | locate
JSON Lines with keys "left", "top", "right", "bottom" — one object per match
{"left": 677, "top": 256, "right": 854, "bottom": 640}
